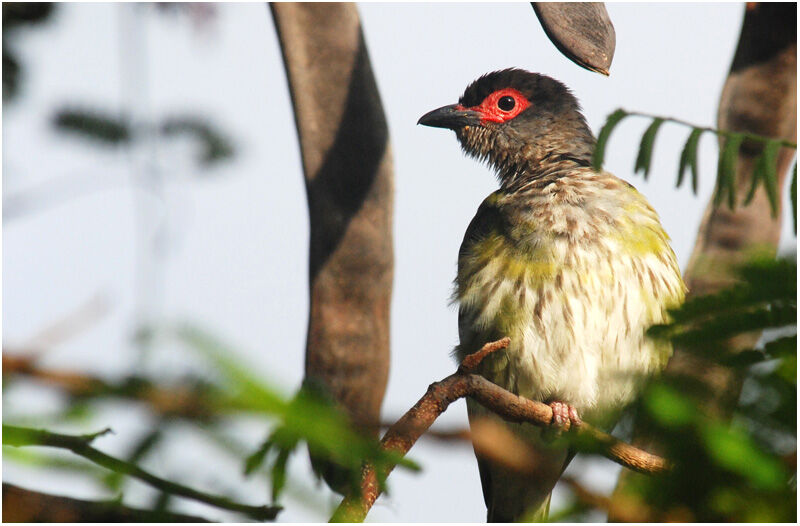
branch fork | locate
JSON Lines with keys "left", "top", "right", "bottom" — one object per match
{"left": 330, "top": 338, "right": 670, "bottom": 522}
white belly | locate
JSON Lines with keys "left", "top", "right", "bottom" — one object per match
{"left": 458, "top": 240, "right": 679, "bottom": 421}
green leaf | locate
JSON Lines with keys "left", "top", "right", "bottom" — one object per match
{"left": 761, "top": 334, "right": 797, "bottom": 359}
{"left": 592, "top": 109, "right": 627, "bottom": 171}
{"left": 160, "top": 116, "right": 234, "bottom": 166}
{"left": 244, "top": 439, "right": 272, "bottom": 476}
{"left": 677, "top": 128, "right": 703, "bottom": 194}
{"left": 669, "top": 303, "right": 796, "bottom": 349}
{"left": 173, "top": 325, "right": 289, "bottom": 415}
{"left": 270, "top": 446, "right": 292, "bottom": 503}
{"left": 701, "top": 422, "right": 786, "bottom": 490}
{"left": 658, "top": 256, "right": 796, "bottom": 327}
{"left": 635, "top": 118, "right": 664, "bottom": 179}
{"left": 53, "top": 109, "right": 131, "bottom": 145}
{"left": 722, "top": 349, "right": 768, "bottom": 367}
{"left": 2, "top": 445, "right": 105, "bottom": 475}
{"left": 745, "top": 140, "right": 781, "bottom": 216}
{"left": 789, "top": 161, "right": 797, "bottom": 235}
{"left": 715, "top": 134, "right": 743, "bottom": 210}
{"left": 3, "top": 424, "right": 112, "bottom": 447}
{"left": 644, "top": 384, "right": 695, "bottom": 427}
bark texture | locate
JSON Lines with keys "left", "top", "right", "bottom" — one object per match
{"left": 611, "top": 3, "right": 796, "bottom": 515}
{"left": 269, "top": 2, "right": 394, "bottom": 492}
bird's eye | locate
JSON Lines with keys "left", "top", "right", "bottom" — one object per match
{"left": 498, "top": 96, "right": 516, "bottom": 111}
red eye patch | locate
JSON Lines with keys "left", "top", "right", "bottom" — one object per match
{"left": 458, "top": 88, "right": 531, "bottom": 124}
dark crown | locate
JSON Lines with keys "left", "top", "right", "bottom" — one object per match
{"left": 459, "top": 68, "right": 582, "bottom": 116}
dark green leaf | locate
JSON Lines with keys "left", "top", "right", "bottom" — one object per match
{"left": 701, "top": 422, "right": 786, "bottom": 490}
{"left": 592, "top": 109, "right": 627, "bottom": 171}
{"left": 745, "top": 141, "right": 781, "bottom": 216}
{"left": 644, "top": 383, "right": 695, "bottom": 427}
{"left": 3, "top": 50, "right": 20, "bottom": 101}
{"left": 715, "top": 134, "right": 743, "bottom": 210}
{"left": 160, "top": 116, "right": 234, "bottom": 166}
{"left": 270, "top": 447, "right": 291, "bottom": 503}
{"left": 669, "top": 302, "right": 795, "bottom": 349}
{"left": 789, "top": 161, "right": 797, "bottom": 235}
{"left": 244, "top": 440, "right": 272, "bottom": 476}
{"left": 677, "top": 128, "right": 703, "bottom": 194}
{"left": 761, "top": 334, "right": 797, "bottom": 359}
{"left": 635, "top": 118, "right": 664, "bottom": 179}
{"left": 3, "top": 3, "right": 55, "bottom": 29}
{"left": 53, "top": 109, "right": 131, "bottom": 145}
{"left": 658, "top": 257, "right": 796, "bottom": 326}
{"left": 174, "top": 325, "right": 288, "bottom": 415}
{"left": 721, "top": 349, "right": 768, "bottom": 367}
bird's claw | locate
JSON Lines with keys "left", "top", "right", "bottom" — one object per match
{"left": 548, "top": 401, "right": 582, "bottom": 431}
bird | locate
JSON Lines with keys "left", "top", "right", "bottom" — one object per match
{"left": 417, "top": 69, "right": 685, "bottom": 522}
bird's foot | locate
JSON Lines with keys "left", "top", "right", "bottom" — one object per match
{"left": 548, "top": 401, "right": 582, "bottom": 432}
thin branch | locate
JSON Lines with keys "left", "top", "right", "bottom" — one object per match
{"left": 620, "top": 110, "right": 798, "bottom": 149}
{"left": 3, "top": 353, "right": 219, "bottom": 419}
{"left": 2, "top": 483, "right": 212, "bottom": 522}
{"left": 458, "top": 336, "right": 511, "bottom": 372}
{"left": 559, "top": 476, "right": 695, "bottom": 522}
{"left": 330, "top": 338, "right": 669, "bottom": 522}
{"left": 3, "top": 425, "right": 281, "bottom": 521}
{"left": 559, "top": 476, "right": 652, "bottom": 522}
{"left": 21, "top": 293, "right": 110, "bottom": 352}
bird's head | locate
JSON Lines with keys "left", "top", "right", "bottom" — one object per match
{"left": 418, "top": 69, "right": 595, "bottom": 182}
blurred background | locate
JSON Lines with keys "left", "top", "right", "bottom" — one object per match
{"left": 3, "top": 2, "right": 795, "bottom": 522}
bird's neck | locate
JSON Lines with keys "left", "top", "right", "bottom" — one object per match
{"left": 494, "top": 122, "right": 596, "bottom": 191}
{"left": 498, "top": 146, "right": 595, "bottom": 192}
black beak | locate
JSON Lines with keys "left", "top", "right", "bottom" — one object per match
{"left": 417, "top": 104, "right": 482, "bottom": 130}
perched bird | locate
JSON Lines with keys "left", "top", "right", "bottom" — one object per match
{"left": 418, "top": 69, "right": 685, "bottom": 522}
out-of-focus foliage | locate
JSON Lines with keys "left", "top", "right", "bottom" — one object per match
{"left": 2, "top": 2, "right": 55, "bottom": 101}
{"left": 52, "top": 108, "right": 235, "bottom": 167}
{"left": 173, "top": 326, "right": 418, "bottom": 503}
{"left": 634, "top": 256, "right": 795, "bottom": 522}
{"left": 3, "top": 325, "right": 418, "bottom": 520}
{"left": 551, "top": 111, "right": 799, "bottom": 522}
{"left": 554, "top": 255, "right": 797, "bottom": 522}
{"left": 160, "top": 117, "right": 235, "bottom": 166}
{"left": 54, "top": 109, "right": 132, "bottom": 145}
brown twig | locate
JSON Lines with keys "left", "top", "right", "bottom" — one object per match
{"left": 4, "top": 425, "right": 281, "bottom": 521}
{"left": 412, "top": 418, "right": 540, "bottom": 475}
{"left": 560, "top": 476, "right": 653, "bottom": 522}
{"left": 12, "top": 294, "right": 110, "bottom": 356}
{"left": 3, "top": 353, "right": 218, "bottom": 419}
{"left": 330, "top": 338, "right": 670, "bottom": 522}
{"left": 457, "top": 336, "right": 510, "bottom": 373}
{"left": 560, "top": 476, "right": 694, "bottom": 522}
{"left": 2, "top": 483, "right": 212, "bottom": 522}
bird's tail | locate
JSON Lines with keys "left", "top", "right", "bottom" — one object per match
{"left": 488, "top": 492, "right": 551, "bottom": 522}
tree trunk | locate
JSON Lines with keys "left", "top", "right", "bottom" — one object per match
{"left": 610, "top": 3, "right": 796, "bottom": 516}
{"left": 269, "top": 2, "right": 394, "bottom": 492}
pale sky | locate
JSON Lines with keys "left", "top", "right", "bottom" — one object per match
{"left": 3, "top": 2, "right": 795, "bottom": 522}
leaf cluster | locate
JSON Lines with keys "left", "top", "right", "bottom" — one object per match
{"left": 54, "top": 109, "right": 235, "bottom": 167}
{"left": 592, "top": 109, "right": 797, "bottom": 228}
{"left": 3, "top": 3, "right": 56, "bottom": 101}
{"left": 614, "top": 256, "right": 796, "bottom": 522}
{"left": 175, "top": 326, "right": 419, "bottom": 504}
{"left": 3, "top": 324, "right": 419, "bottom": 521}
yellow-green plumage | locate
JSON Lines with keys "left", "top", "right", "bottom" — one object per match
{"left": 455, "top": 169, "right": 684, "bottom": 520}
{"left": 418, "top": 68, "right": 685, "bottom": 522}
{"left": 456, "top": 170, "right": 684, "bottom": 411}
